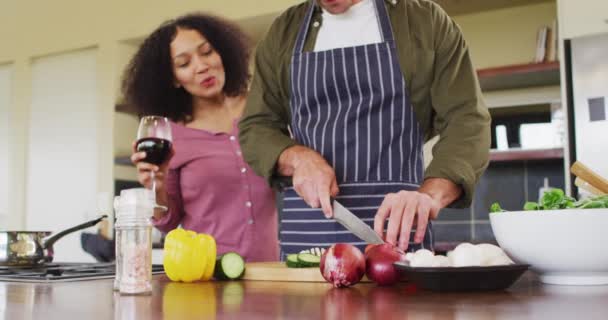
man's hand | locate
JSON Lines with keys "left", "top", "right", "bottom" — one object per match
{"left": 277, "top": 145, "right": 339, "bottom": 217}
{"left": 373, "top": 178, "right": 462, "bottom": 250}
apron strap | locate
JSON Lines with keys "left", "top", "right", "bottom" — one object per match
{"left": 293, "top": 0, "right": 317, "bottom": 55}
{"left": 373, "top": 0, "right": 395, "bottom": 43}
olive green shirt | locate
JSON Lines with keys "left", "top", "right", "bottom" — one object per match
{"left": 239, "top": 0, "right": 491, "bottom": 208}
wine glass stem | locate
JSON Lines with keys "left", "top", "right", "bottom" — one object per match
{"left": 150, "top": 170, "right": 167, "bottom": 211}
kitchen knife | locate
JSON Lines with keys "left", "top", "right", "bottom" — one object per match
{"left": 332, "top": 200, "right": 384, "bottom": 244}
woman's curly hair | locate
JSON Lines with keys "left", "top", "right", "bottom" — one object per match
{"left": 121, "top": 13, "right": 252, "bottom": 122}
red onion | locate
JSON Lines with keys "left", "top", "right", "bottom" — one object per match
{"left": 364, "top": 244, "right": 380, "bottom": 255}
{"left": 365, "top": 243, "right": 405, "bottom": 286}
{"left": 320, "top": 244, "right": 366, "bottom": 288}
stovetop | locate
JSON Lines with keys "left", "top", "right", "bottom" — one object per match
{"left": 0, "top": 263, "right": 164, "bottom": 283}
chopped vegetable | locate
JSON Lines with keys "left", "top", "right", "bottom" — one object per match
{"left": 299, "top": 247, "right": 326, "bottom": 256}
{"left": 286, "top": 247, "right": 327, "bottom": 268}
{"left": 285, "top": 252, "right": 323, "bottom": 268}
{"left": 286, "top": 254, "right": 301, "bottom": 268}
{"left": 297, "top": 253, "right": 321, "bottom": 267}
{"left": 214, "top": 252, "right": 246, "bottom": 280}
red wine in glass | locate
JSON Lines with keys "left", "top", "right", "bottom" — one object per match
{"left": 135, "top": 137, "right": 172, "bottom": 165}
{"left": 136, "top": 116, "right": 172, "bottom": 211}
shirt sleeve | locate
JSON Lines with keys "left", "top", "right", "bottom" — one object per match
{"left": 423, "top": 5, "right": 491, "bottom": 208}
{"left": 238, "top": 26, "right": 297, "bottom": 188}
{"left": 152, "top": 168, "right": 184, "bottom": 233}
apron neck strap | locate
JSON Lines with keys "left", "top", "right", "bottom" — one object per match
{"left": 293, "top": 0, "right": 317, "bottom": 55}
{"left": 373, "top": 0, "right": 395, "bottom": 43}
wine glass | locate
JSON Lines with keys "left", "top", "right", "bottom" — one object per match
{"left": 136, "top": 116, "right": 173, "bottom": 211}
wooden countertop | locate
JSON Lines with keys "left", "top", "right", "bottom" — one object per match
{"left": 2, "top": 272, "right": 608, "bottom": 319}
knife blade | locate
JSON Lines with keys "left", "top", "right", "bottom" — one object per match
{"left": 332, "top": 200, "right": 384, "bottom": 244}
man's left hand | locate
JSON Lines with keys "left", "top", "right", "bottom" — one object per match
{"left": 373, "top": 178, "right": 462, "bottom": 250}
{"left": 373, "top": 191, "right": 441, "bottom": 250}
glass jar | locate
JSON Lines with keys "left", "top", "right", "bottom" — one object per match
{"left": 113, "top": 188, "right": 154, "bottom": 295}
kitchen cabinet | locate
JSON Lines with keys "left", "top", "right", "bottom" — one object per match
{"left": 558, "top": 0, "right": 608, "bottom": 39}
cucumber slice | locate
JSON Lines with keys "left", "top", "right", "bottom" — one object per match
{"left": 214, "top": 252, "right": 246, "bottom": 280}
{"left": 286, "top": 254, "right": 301, "bottom": 268}
{"left": 297, "top": 253, "right": 321, "bottom": 267}
{"left": 299, "top": 247, "right": 325, "bottom": 256}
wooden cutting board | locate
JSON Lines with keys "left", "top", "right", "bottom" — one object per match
{"left": 243, "top": 262, "right": 372, "bottom": 282}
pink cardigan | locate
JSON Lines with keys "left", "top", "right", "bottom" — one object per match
{"left": 153, "top": 121, "right": 279, "bottom": 262}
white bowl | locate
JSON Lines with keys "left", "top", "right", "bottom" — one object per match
{"left": 490, "top": 209, "right": 608, "bottom": 285}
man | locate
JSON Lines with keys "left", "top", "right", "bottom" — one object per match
{"left": 239, "top": 0, "right": 490, "bottom": 256}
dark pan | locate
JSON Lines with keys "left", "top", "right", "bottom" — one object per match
{"left": 394, "top": 262, "right": 530, "bottom": 292}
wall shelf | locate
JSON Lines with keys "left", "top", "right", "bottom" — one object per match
{"left": 434, "top": 0, "right": 553, "bottom": 16}
{"left": 489, "top": 147, "right": 564, "bottom": 162}
{"left": 478, "top": 61, "right": 560, "bottom": 91}
{"left": 483, "top": 86, "right": 561, "bottom": 109}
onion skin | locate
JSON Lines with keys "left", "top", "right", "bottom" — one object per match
{"left": 320, "top": 244, "right": 366, "bottom": 288}
{"left": 365, "top": 243, "right": 404, "bottom": 286}
{"left": 364, "top": 244, "right": 381, "bottom": 255}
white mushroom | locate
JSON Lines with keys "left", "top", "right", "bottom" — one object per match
{"left": 431, "top": 255, "right": 451, "bottom": 267}
{"left": 405, "top": 252, "right": 415, "bottom": 263}
{"left": 409, "top": 249, "right": 436, "bottom": 267}
{"left": 476, "top": 243, "right": 507, "bottom": 266}
{"left": 486, "top": 254, "right": 514, "bottom": 266}
{"left": 449, "top": 243, "right": 483, "bottom": 267}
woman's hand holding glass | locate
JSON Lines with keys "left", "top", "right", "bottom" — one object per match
{"left": 132, "top": 116, "right": 174, "bottom": 211}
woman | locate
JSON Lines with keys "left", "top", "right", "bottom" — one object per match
{"left": 123, "top": 13, "right": 278, "bottom": 262}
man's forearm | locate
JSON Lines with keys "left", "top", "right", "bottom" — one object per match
{"left": 418, "top": 178, "right": 462, "bottom": 208}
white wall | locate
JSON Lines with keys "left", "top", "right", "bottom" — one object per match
{"left": 26, "top": 49, "right": 99, "bottom": 262}
{"left": 0, "top": 65, "right": 11, "bottom": 228}
{"left": 453, "top": 2, "right": 557, "bottom": 69}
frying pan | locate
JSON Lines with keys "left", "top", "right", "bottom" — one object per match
{"left": 0, "top": 215, "right": 107, "bottom": 266}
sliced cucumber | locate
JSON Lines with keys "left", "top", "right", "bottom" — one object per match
{"left": 214, "top": 252, "right": 246, "bottom": 280}
{"left": 297, "top": 253, "right": 321, "bottom": 267}
{"left": 286, "top": 254, "right": 301, "bottom": 268}
{"left": 299, "top": 247, "right": 325, "bottom": 256}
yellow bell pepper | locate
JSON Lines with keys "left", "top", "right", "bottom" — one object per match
{"left": 163, "top": 228, "right": 217, "bottom": 282}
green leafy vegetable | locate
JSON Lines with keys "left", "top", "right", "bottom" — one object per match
{"left": 490, "top": 188, "right": 607, "bottom": 213}
{"left": 490, "top": 202, "right": 505, "bottom": 213}
{"left": 575, "top": 195, "right": 608, "bottom": 209}
{"left": 523, "top": 202, "right": 540, "bottom": 211}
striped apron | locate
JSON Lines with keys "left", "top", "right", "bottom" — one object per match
{"left": 281, "top": 0, "right": 433, "bottom": 259}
